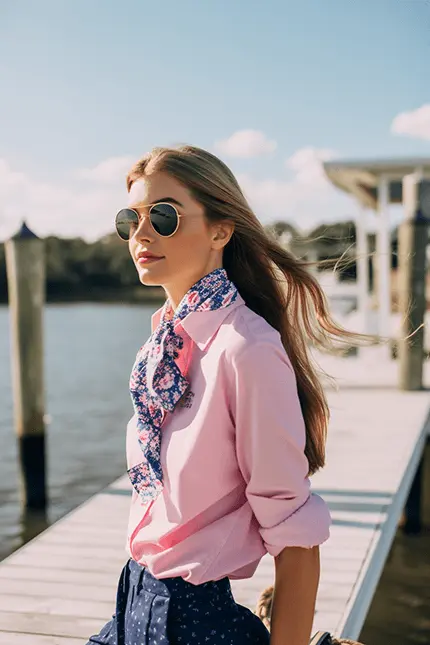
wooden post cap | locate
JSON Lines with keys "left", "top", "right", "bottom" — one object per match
{"left": 10, "top": 221, "right": 39, "bottom": 241}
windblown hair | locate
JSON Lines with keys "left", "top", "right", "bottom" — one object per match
{"left": 126, "top": 145, "right": 377, "bottom": 476}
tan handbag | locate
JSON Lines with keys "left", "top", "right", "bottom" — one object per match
{"left": 254, "top": 586, "right": 366, "bottom": 645}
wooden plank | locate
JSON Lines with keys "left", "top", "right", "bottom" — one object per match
{"left": 14, "top": 543, "right": 127, "bottom": 562}
{"left": 0, "top": 612, "right": 101, "bottom": 639}
{"left": 7, "top": 552, "right": 125, "bottom": 574}
{"left": 0, "top": 594, "right": 112, "bottom": 620}
{"left": 35, "top": 530, "right": 125, "bottom": 548}
{"left": 0, "top": 634, "right": 82, "bottom": 645}
{"left": 42, "top": 523, "right": 126, "bottom": 540}
{"left": 0, "top": 579, "right": 116, "bottom": 603}
{"left": 311, "top": 611, "right": 342, "bottom": 635}
{"left": 0, "top": 565, "right": 118, "bottom": 587}
{"left": 108, "top": 475, "right": 131, "bottom": 488}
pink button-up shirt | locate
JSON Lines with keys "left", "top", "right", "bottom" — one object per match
{"left": 126, "top": 294, "right": 331, "bottom": 585}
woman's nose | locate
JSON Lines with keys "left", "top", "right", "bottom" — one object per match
{"left": 133, "top": 214, "right": 155, "bottom": 241}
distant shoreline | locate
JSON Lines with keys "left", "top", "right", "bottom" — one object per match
{"left": 0, "top": 286, "right": 167, "bottom": 306}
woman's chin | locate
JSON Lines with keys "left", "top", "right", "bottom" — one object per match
{"left": 138, "top": 270, "right": 163, "bottom": 287}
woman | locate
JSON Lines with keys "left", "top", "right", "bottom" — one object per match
{"left": 87, "top": 145, "right": 367, "bottom": 645}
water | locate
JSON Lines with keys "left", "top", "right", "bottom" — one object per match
{"left": 0, "top": 303, "right": 428, "bottom": 644}
{"left": 359, "top": 444, "right": 430, "bottom": 645}
{"left": 0, "top": 303, "right": 154, "bottom": 560}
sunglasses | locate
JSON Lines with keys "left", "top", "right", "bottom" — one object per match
{"left": 115, "top": 202, "right": 181, "bottom": 241}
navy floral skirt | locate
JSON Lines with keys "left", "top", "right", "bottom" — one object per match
{"left": 86, "top": 558, "right": 270, "bottom": 645}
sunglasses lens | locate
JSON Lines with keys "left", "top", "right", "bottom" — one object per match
{"left": 115, "top": 208, "right": 138, "bottom": 241}
{"left": 150, "top": 203, "right": 178, "bottom": 236}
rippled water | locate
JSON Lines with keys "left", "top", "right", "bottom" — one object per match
{"left": 0, "top": 303, "right": 428, "bottom": 644}
{"left": 0, "top": 303, "right": 154, "bottom": 559}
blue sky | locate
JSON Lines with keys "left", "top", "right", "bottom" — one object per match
{"left": 0, "top": 0, "right": 429, "bottom": 240}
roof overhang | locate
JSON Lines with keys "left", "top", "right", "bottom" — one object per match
{"left": 323, "top": 157, "right": 430, "bottom": 210}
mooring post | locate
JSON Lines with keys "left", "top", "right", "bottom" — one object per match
{"left": 5, "top": 221, "right": 47, "bottom": 510}
{"left": 398, "top": 175, "right": 429, "bottom": 390}
{"left": 398, "top": 175, "right": 430, "bottom": 533}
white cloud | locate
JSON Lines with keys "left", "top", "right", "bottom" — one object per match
{"left": 76, "top": 155, "right": 135, "bottom": 182}
{"left": 214, "top": 130, "right": 277, "bottom": 158}
{"left": 0, "top": 147, "right": 355, "bottom": 242}
{"left": 237, "top": 146, "right": 354, "bottom": 232}
{"left": 391, "top": 104, "right": 430, "bottom": 141}
{"left": 285, "top": 147, "right": 338, "bottom": 186}
{"left": 0, "top": 157, "right": 129, "bottom": 242}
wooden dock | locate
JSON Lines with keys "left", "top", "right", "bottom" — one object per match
{"left": 0, "top": 352, "right": 429, "bottom": 644}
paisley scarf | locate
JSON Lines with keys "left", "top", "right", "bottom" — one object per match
{"left": 128, "top": 268, "right": 239, "bottom": 504}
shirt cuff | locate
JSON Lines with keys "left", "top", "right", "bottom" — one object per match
{"left": 259, "top": 492, "right": 332, "bottom": 556}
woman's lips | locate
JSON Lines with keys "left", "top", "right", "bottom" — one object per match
{"left": 137, "top": 256, "right": 164, "bottom": 265}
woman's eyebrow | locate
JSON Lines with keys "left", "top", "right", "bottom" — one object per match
{"left": 154, "top": 197, "right": 184, "bottom": 207}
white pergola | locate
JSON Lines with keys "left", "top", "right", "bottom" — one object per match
{"left": 323, "top": 157, "right": 430, "bottom": 346}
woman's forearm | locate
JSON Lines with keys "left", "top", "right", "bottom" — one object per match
{"left": 270, "top": 545, "right": 320, "bottom": 645}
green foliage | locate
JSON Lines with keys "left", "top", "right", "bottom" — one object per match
{"left": 0, "top": 234, "right": 143, "bottom": 303}
{"left": 44, "top": 233, "right": 139, "bottom": 290}
{"left": 0, "top": 218, "right": 395, "bottom": 302}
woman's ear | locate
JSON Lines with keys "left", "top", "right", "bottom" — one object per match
{"left": 212, "top": 222, "right": 234, "bottom": 248}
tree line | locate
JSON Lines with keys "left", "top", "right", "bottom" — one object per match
{"left": 0, "top": 232, "right": 154, "bottom": 303}
{"left": 0, "top": 219, "right": 399, "bottom": 303}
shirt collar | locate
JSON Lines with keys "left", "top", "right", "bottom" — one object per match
{"left": 151, "top": 293, "right": 245, "bottom": 351}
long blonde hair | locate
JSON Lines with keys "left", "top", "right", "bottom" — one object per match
{"left": 126, "top": 145, "right": 376, "bottom": 476}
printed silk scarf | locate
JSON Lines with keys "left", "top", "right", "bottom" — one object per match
{"left": 128, "top": 268, "right": 238, "bottom": 504}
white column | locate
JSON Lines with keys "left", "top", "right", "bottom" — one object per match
{"left": 377, "top": 175, "right": 392, "bottom": 351}
{"left": 356, "top": 204, "right": 369, "bottom": 334}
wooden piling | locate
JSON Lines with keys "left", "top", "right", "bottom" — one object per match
{"left": 398, "top": 176, "right": 429, "bottom": 391}
{"left": 5, "top": 222, "right": 47, "bottom": 510}
{"left": 403, "top": 454, "right": 424, "bottom": 534}
{"left": 398, "top": 176, "right": 429, "bottom": 535}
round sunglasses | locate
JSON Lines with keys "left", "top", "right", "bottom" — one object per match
{"left": 115, "top": 202, "right": 181, "bottom": 241}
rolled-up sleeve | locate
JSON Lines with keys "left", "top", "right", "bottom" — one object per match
{"left": 231, "top": 338, "right": 332, "bottom": 556}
